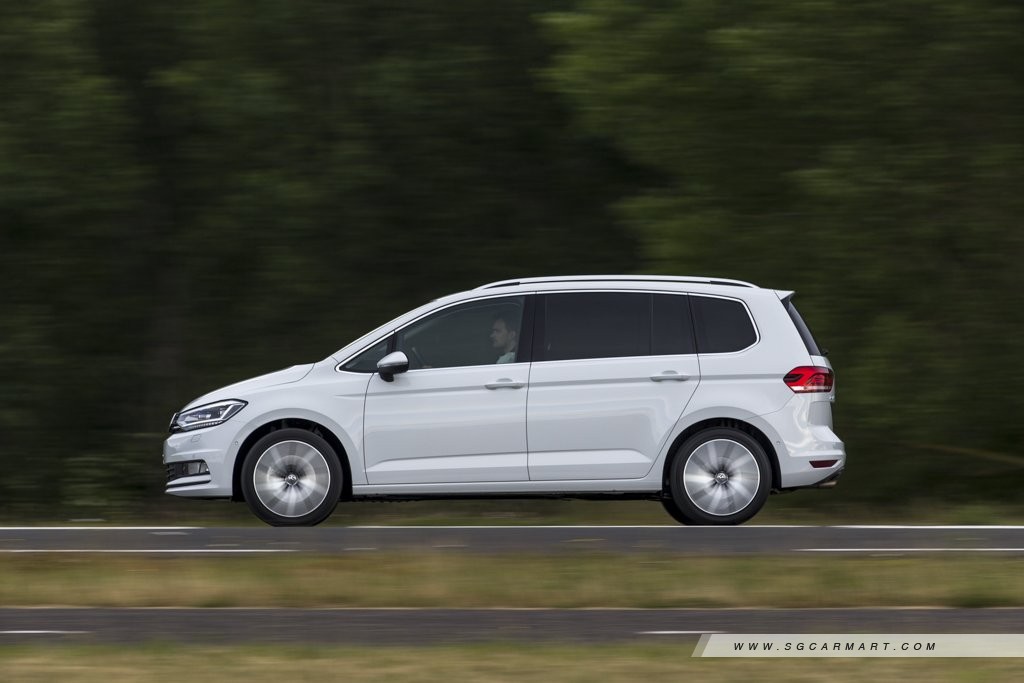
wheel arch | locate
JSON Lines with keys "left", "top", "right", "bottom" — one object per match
{"left": 660, "top": 417, "right": 781, "bottom": 494}
{"left": 232, "top": 418, "right": 353, "bottom": 502}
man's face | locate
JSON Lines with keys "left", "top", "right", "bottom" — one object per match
{"left": 491, "top": 319, "right": 510, "bottom": 349}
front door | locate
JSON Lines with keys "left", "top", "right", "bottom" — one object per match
{"left": 363, "top": 295, "right": 531, "bottom": 484}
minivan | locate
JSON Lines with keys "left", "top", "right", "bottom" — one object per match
{"left": 164, "top": 276, "right": 844, "bottom": 526}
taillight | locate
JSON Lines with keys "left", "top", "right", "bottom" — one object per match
{"left": 784, "top": 366, "right": 834, "bottom": 393}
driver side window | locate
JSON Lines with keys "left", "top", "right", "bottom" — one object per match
{"left": 397, "top": 296, "right": 525, "bottom": 370}
{"left": 340, "top": 338, "right": 391, "bottom": 373}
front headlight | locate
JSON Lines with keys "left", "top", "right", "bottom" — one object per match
{"left": 170, "top": 400, "right": 247, "bottom": 433}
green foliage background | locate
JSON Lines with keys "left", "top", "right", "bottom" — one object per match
{"left": 1, "top": 0, "right": 1021, "bottom": 517}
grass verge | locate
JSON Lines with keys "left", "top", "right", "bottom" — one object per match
{"left": 2, "top": 643, "right": 1023, "bottom": 682}
{"left": 2, "top": 553, "right": 1023, "bottom": 608}
{"left": 14, "top": 497, "right": 1024, "bottom": 527}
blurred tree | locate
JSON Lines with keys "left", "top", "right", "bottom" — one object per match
{"left": 0, "top": 0, "right": 638, "bottom": 516}
{"left": 3, "top": 0, "right": 1022, "bottom": 517}
{"left": 546, "top": 0, "right": 1024, "bottom": 501}
{"left": 0, "top": 0, "right": 147, "bottom": 513}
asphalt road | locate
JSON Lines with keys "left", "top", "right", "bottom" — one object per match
{"left": 3, "top": 608, "right": 1023, "bottom": 644}
{"left": 1, "top": 525, "right": 1023, "bottom": 554}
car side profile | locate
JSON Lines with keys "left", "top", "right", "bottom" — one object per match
{"left": 163, "top": 275, "right": 844, "bottom": 526}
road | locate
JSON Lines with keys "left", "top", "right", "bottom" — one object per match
{"left": 1, "top": 525, "right": 1023, "bottom": 554}
{"left": 3, "top": 525, "right": 1022, "bottom": 645}
{"left": 2, "top": 608, "right": 1023, "bottom": 643}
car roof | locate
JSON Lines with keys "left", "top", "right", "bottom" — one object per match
{"left": 474, "top": 275, "right": 759, "bottom": 290}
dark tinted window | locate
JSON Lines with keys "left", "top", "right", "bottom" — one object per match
{"left": 692, "top": 296, "right": 757, "bottom": 353}
{"left": 541, "top": 292, "right": 650, "bottom": 361}
{"left": 653, "top": 294, "right": 696, "bottom": 355}
{"left": 785, "top": 300, "right": 822, "bottom": 356}
{"left": 341, "top": 338, "right": 390, "bottom": 373}
{"left": 397, "top": 296, "right": 525, "bottom": 369}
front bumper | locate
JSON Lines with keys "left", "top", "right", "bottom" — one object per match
{"left": 162, "top": 422, "right": 238, "bottom": 498}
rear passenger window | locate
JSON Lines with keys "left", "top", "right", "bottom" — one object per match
{"left": 691, "top": 296, "right": 757, "bottom": 353}
{"left": 540, "top": 293, "right": 649, "bottom": 361}
{"left": 653, "top": 294, "right": 696, "bottom": 355}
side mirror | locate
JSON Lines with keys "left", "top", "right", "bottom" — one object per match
{"left": 376, "top": 351, "right": 410, "bottom": 382}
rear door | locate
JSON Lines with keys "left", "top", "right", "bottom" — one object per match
{"left": 526, "top": 291, "right": 700, "bottom": 481}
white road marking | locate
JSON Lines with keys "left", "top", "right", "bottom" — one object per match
{"left": 350, "top": 528, "right": 696, "bottom": 532}
{"left": 0, "top": 527, "right": 200, "bottom": 531}
{"left": 797, "top": 548, "right": 1024, "bottom": 553}
{"left": 640, "top": 630, "right": 726, "bottom": 635}
{"left": 1, "top": 630, "right": 89, "bottom": 635}
{"left": 343, "top": 547, "right": 379, "bottom": 551}
{"left": 348, "top": 524, "right": 1024, "bottom": 530}
{"left": 0, "top": 549, "right": 294, "bottom": 554}
{"left": 2, "top": 524, "right": 1023, "bottom": 530}
{"left": 835, "top": 525, "right": 1024, "bottom": 530}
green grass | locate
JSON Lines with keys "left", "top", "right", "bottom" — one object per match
{"left": 2, "top": 643, "right": 1023, "bottom": 682}
{"left": 2, "top": 553, "right": 1024, "bottom": 608}
{"left": 13, "top": 496, "right": 1024, "bottom": 527}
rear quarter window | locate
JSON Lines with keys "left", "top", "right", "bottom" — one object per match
{"left": 691, "top": 296, "right": 757, "bottom": 353}
{"left": 785, "top": 300, "right": 823, "bottom": 356}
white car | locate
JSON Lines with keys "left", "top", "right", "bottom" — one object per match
{"left": 164, "top": 275, "right": 844, "bottom": 526}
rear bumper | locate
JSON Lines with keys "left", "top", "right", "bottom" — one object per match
{"left": 810, "top": 466, "right": 843, "bottom": 489}
{"left": 773, "top": 441, "right": 846, "bottom": 489}
{"left": 751, "top": 396, "right": 846, "bottom": 489}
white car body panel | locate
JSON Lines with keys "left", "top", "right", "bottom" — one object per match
{"left": 526, "top": 355, "right": 699, "bottom": 480}
{"left": 351, "top": 478, "right": 662, "bottom": 496}
{"left": 166, "top": 361, "right": 371, "bottom": 495}
{"left": 185, "top": 363, "right": 315, "bottom": 410}
{"left": 363, "top": 363, "right": 530, "bottom": 484}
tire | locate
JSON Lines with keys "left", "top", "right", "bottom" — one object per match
{"left": 664, "top": 427, "right": 770, "bottom": 525}
{"left": 240, "top": 428, "right": 342, "bottom": 527}
{"left": 660, "top": 496, "right": 691, "bottom": 525}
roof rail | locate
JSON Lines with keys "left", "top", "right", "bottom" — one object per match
{"left": 475, "top": 275, "right": 759, "bottom": 290}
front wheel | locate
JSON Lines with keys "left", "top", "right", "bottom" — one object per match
{"left": 664, "top": 428, "right": 770, "bottom": 525}
{"left": 240, "top": 428, "right": 342, "bottom": 526}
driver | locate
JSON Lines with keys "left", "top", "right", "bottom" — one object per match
{"left": 490, "top": 315, "right": 519, "bottom": 364}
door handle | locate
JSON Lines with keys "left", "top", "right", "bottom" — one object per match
{"left": 650, "top": 371, "right": 690, "bottom": 382}
{"left": 485, "top": 379, "right": 525, "bottom": 390}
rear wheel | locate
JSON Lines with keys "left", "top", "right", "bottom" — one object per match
{"left": 241, "top": 428, "right": 342, "bottom": 526}
{"left": 660, "top": 496, "right": 690, "bottom": 525}
{"left": 664, "top": 428, "right": 770, "bottom": 525}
